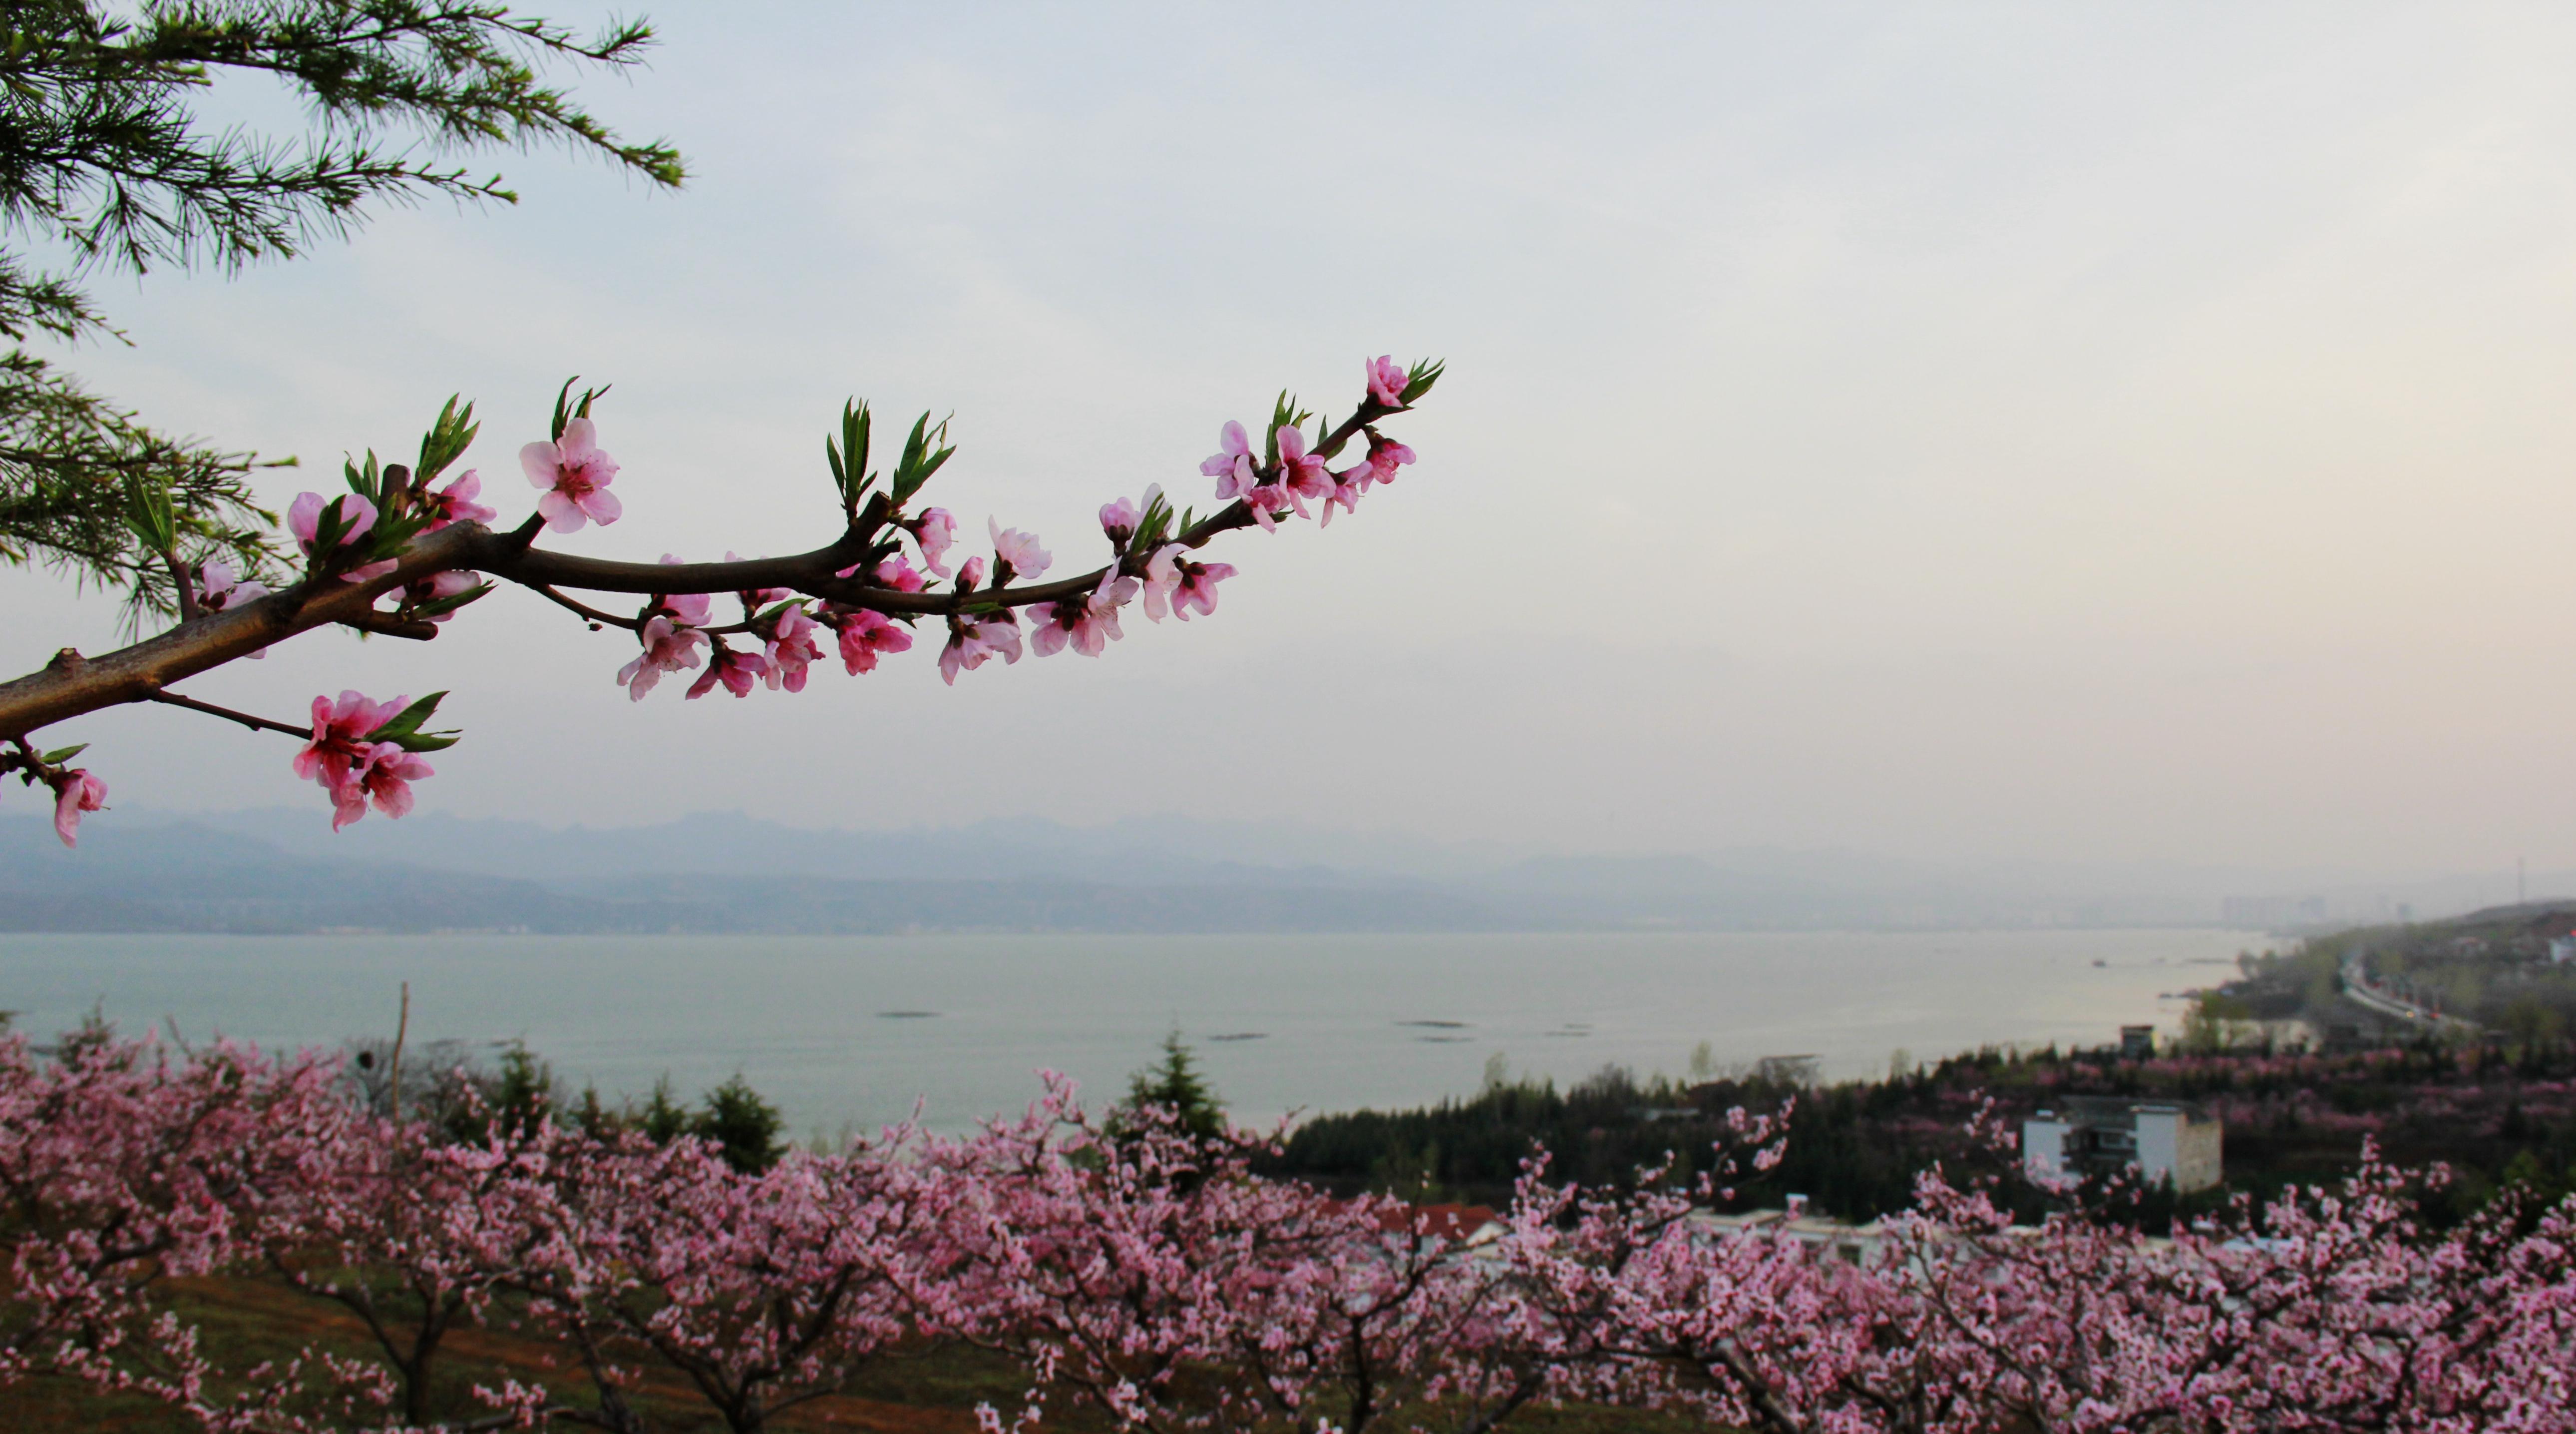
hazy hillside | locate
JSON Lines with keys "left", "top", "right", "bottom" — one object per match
{"left": 0, "top": 816, "right": 1505, "bottom": 934}
{"left": 6, "top": 808, "right": 2554, "bottom": 934}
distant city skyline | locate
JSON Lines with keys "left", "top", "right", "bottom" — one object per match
{"left": 8, "top": 3, "right": 2576, "bottom": 874}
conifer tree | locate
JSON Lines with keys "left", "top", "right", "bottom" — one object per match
{"left": 1121, "top": 1029, "right": 1227, "bottom": 1147}
{"left": 0, "top": 0, "right": 682, "bottom": 615}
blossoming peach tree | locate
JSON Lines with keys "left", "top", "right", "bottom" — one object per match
{"left": 0, "top": 359, "right": 1441, "bottom": 843}
{"left": 8, "top": 1028, "right": 2573, "bottom": 1434}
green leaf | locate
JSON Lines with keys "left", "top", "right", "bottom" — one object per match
{"left": 890, "top": 411, "right": 955, "bottom": 505}
{"left": 415, "top": 395, "right": 480, "bottom": 483}
{"left": 548, "top": 379, "right": 611, "bottom": 442}
{"left": 386, "top": 730, "right": 462, "bottom": 753}
{"left": 39, "top": 744, "right": 87, "bottom": 765}
{"left": 828, "top": 399, "right": 875, "bottom": 511}
{"left": 342, "top": 451, "right": 384, "bottom": 503}
{"left": 549, "top": 376, "right": 580, "bottom": 442}
{"left": 309, "top": 494, "right": 355, "bottom": 555}
{"left": 120, "top": 472, "right": 177, "bottom": 553}
{"left": 408, "top": 580, "right": 493, "bottom": 620}
{"left": 363, "top": 691, "right": 462, "bottom": 751}
{"left": 1400, "top": 358, "right": 1446, "bottom": 406}
{"left": 362, "top": 690, "right": 447, "bottom": 742}
{"left": 1130, "top": 492, "right": 1171, "bottom": 550}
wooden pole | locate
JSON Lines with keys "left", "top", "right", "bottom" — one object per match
{"left": 388, "top": 981, "right": 409, "bottom": 1123}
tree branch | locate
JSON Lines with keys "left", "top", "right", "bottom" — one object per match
{"left": 482, "top": 499, "right": 1260, "bottom": 614}
{"left": 528, "top": 583, "right": 641, "bottom": 631}
{"left": 337, "top": 611, "right": 441, "bottom": 640}
{"left": 147, "top": 690, "right": 306, "bottom": 740}
{"left": 0, "top": 398, "right": 1399, "bottom": 740}
{"left": 0, "top": 519, "right": 483, "bottom": 737}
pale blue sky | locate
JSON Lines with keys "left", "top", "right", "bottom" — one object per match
{"left": 10, "top": 3, "right": 2576, "bottom": 870}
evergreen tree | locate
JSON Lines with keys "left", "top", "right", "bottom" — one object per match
{"left": 637, "top": 1073, "right": 689, "bottom": 1144}
{"left": 1119, "top": 1029, "right": 1227, "bottom": 1147}
{"left": 692, "top": 1071, "right": 783, "bottom": 1174}
{"left": 0, "top": 0, "right": 682, "bottom": 615}
{"left": 485, "top": 1039, "right": 552, "bottom": 1135}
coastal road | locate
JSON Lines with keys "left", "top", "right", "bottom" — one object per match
{"left": 2339, "top": 950, "right": 2481, "bottom": 1035}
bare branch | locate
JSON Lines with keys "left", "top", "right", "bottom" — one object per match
{"left": 527, "top": 583, "right": 637, "bottom": 631}
{"left": 146, "top": 689, "right": 305, "bottom": 740}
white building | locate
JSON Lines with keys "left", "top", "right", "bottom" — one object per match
{"left": 1686, "top": 1205, "right": 1888, "bottom": 1267}
{"left": 2024, "top": 1098, "right": 2223, "bottom": 1193}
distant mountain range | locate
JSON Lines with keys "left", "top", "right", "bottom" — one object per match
{"left": 0, "top": 808, "right": 2557, "bottom": 935}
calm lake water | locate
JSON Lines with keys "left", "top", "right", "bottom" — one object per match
{"left": 0, "top": 930, "right": 2257, "bottom": 1135}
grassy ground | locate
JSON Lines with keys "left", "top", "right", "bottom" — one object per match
{"left": 2, "top": 1275, "right": 1716, "bottom": 1432}
{"left": 0, "top": 1274, "right": 1003, "bottom": 1432}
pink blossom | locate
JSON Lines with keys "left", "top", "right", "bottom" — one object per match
{"left": 762, "top": 604, "right": 824, "bottom": 692}
{"left": 938, "top": 614, "right": 1022, "bottom": 685}
{"left": 287, "top": 491, "right": 396, "bottom": 582}
{"left": 1200, "top": 421, "right": 1257, "bottom": 500}
{"left": 1141, "top": 544, "right": 1183, "bottom": 621}
{"left": 830, "top": 608, "right": 913, "bottom": 675}
{"left": 870, "top": 556, "right": 927, "bottom": 592}
{"left": 327, "top": 776, "right": 369, "bottom": 829}
{"left": 1321, "top": 464, "right": 1367, "bottom": 525}
{"left": 1143, "top": 545, "right": 1234, "bottom": 621}
{"left": 687, "top": 643, "right": 767, "bottom": 699}
{"left": 1172, "top": 559, "right": 1233, "bottom": 620}
{"left": 1032, "top": 570, "right": 1139, "bottom": 658}
{"left": 1276, "top": 425, "right": 1330, "bottom": 512}
{"left": 294, "top": 690, "right": 403, "bottom": 795}
{"left": 193, "top": 561, "right": 272, "bottom": 657}
{"left": 1367, "top": 354, "right": 1408, "bottom": 408}
{"left": 908, "top": 507, "right": 958, "bottom": 577}
{"left": 193, "top": 560, "right": 269, "bottom": 613}
{"left": 956, "top": 555, "right": 988, "bottom": 591}
{"left": 1363, "top": 432, "right": 1417, "bottom": 487}
{"left": 350, "top": 743, "right": 432, "bottom": 823}
{"left": 419, "top": 470, "right": 497, "bottom": 530}
{"left": 1099, "top": 496, "right": 1142, "bottom": 545}
{"left": 519, "top": 417, "right": 622, "bottom": 533}
{"left": 989, "top": 519, "right": 1052, "bottom": 583}
{"left": 50, "top": 769, "right": 105, "bottom": 847}
{"left": 287, "top": 491, "right": 375, "bottom": 549}
{"left": 408, "top": 569, "right": 482, "bottom": 623}
{"left": 1241, "top": 481, "right": 1289, "bottom": 532}
{"left": 655, "top": 553, "right": 715, "bottom": 627}
{"left": 617, "top": 615, "right": 708, "bottom": 700}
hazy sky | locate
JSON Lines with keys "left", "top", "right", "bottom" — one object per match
{"left": 11, "top": 2, "right": 2576, "bottom": 872}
